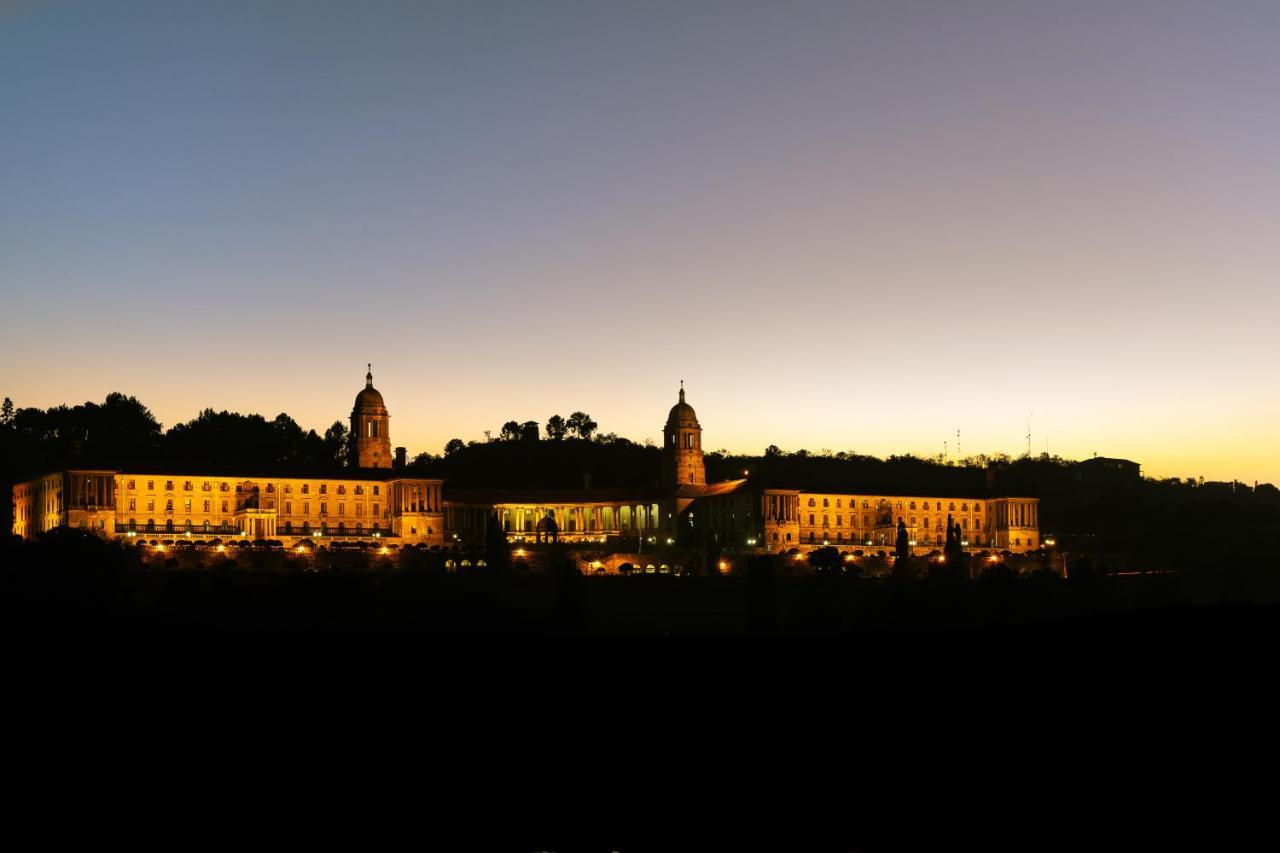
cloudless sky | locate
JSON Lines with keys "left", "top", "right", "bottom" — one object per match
{"left": 2, "top": 1, "right": 1277, "bottom": 483}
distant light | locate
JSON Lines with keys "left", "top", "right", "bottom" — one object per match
{"left": 296, "top": 546, "right": 306, "bottom": 554}
{"left": 216, "top": 545, "right": 226, "bottom": 553}
{"left": 154, "top": 544, "right": 165, "bottom": 552}
{"left": 666, "top": 538, "right": 674, "bottom": 545}
{"left": 379, "top": 546, "right": 390, "bottom": 555}
{"left": 718, "top": 561, "right": 728, "bottom": 571}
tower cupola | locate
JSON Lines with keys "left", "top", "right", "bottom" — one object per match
{"left": 660, "top": 381, "right": 705, "bottom": 486}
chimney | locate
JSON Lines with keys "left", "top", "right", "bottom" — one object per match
{"left": 394, "top": 447, "right": 407, "bottom": 468}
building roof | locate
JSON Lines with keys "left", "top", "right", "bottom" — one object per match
{"left": 666, "top": 383, "right": 699, "bottom": 427}
{"left": 353, "top": 364, "right": 386, "bottom": 410}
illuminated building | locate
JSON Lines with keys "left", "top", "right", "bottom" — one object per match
{"left": 10, "top": 372, "right": 1040, "bottom": 552}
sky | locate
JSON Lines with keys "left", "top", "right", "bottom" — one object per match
{"left": 2, "top": 1, "right": 1277, "bottom": 484}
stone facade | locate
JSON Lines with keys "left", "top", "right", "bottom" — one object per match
{"left": 11, "top": 375, "right": 1041, "bottom": 553}
{"left": 698, "top": 487, "right": 1041, "bottom": 553}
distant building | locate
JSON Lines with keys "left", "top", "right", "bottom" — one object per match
{"left": 11, "top": 372, "right": 1042, "bottom": 552}
{"left": 1074, "top": 456, "right": 1142, "bottom": 494}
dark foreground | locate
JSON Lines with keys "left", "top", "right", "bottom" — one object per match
{"left": 7, "top": 542, "right": 1276, "bottom": 852}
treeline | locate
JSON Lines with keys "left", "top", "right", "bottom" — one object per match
{"left": 0, "top": 393, "right": 351, "bottom": 480}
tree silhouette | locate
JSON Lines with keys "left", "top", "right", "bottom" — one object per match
{"left": 545, "top": 415, "right": 567, "bottom": 441}
{"left": 566, "top": 412, "right": 598, "bottom": 440}
{"left": 323, "top": 421, "right": 349, "bottom": 466}
{"left": 895, "top": 520, "right": 910, "bottom": 562}
{"left": 499, "top": 421, "right": 521, "bottom": 442}
{"left": 444, "top": 438, "right": 465, "bottom": 455}
{"left": 484, "top": 511, "right": 511, "bottom": 575}
{"left": 1, "top": 397, "right": 13, "bottom": 427}
{"left": 807, "top": 545, "right": 843, "bottom": 575}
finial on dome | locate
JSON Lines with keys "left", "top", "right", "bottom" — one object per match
{"left": 366, "top": 363, "right": 373, "bottom": 388}
{"left": 679, "top": 380, "right": 685, "bottom": 403}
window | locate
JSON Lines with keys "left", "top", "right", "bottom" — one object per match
{"left": 338, "top": 503, "right": 345, "bottom": 516}
{"left": 320, "top": 502, "right": 328, "bottom": 515}
{"left": 320, "top": 484, "right": 327, "bottom": 495}
{"left": 304, "top": 501, "right": 310, "bottom": 515}
{"left": 356, "top": 504, "right": 363, "bottom": 517}
{"left": 285, "top": 485, "right": 292, "bottom": 494}
{"left": 372, "top": 504, "right": 379, "bottom": 517}
{"left": 285, "top": 502, "right": 292, "bottom": 515}
{"left": 822, "top": 498, "right": 829, "bottom": 508}
{"left": 128, "top": 498, "right": 136, "bottom": 511}
{"left": 147, "top": 481, "right": 154, "bottom": 491}
{"left": 147, "top": 499, "right": 155, "bottom": 512}
{"left": 337, "top": 485, "right": 346, "bottom": 495}
{"left": 165, "top": 481, "right": 174, "bottom": 491}
{"left": 183, "top": 499, "right": 191, "bottom": 512}
{"left": 202, "top": 500, "right": 210, "bottom": 512}
{"left": 221, "top": 500, "right": 228, "bottom": 512}
{"left": 910, "top": 502, "right": 916, "bottom": 510}
{"left": 266, "top": 484, "right": 275, "bottom": 493}
{"left": 165, "top": 499, "right": 173, "bottom": 511}
{"left": 373, "top": 486, "right": 380, "bottom": 496}
{"left": 302, "top": 484, "right": 309, "bottom": 494}
{"left": 808, "top": 514, "right": 814, "bottom": 525}
{"left": 837, "top": 515, "right": 842, "bottom": 526}
{"left": 127, "top": 480, "right": 135, "bottom": 490}
{"left": 220, "top": 482, "right": 228, "bottom": 492}
{"left": 808, "top": 498, "right": 815, "bottom": 507}
{"left": 183, "top": 481, "right": 192, "bottom": 491}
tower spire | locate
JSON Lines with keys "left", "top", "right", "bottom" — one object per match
{"left": 679, "top": 379, "right": 685, "bottom": 403}
{"left": 366, "top": 363, "right": 373, "bottom": 388}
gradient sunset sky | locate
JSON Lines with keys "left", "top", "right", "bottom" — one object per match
{"left": 2, "top": 1, "right": 1277, "bottom": 484}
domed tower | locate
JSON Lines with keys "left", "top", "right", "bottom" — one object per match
{"left": 351, "top": 364, "right": 391, "bottom": 469}
{"left": 661, "top": 382, "right": 705, "bottom": 487}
